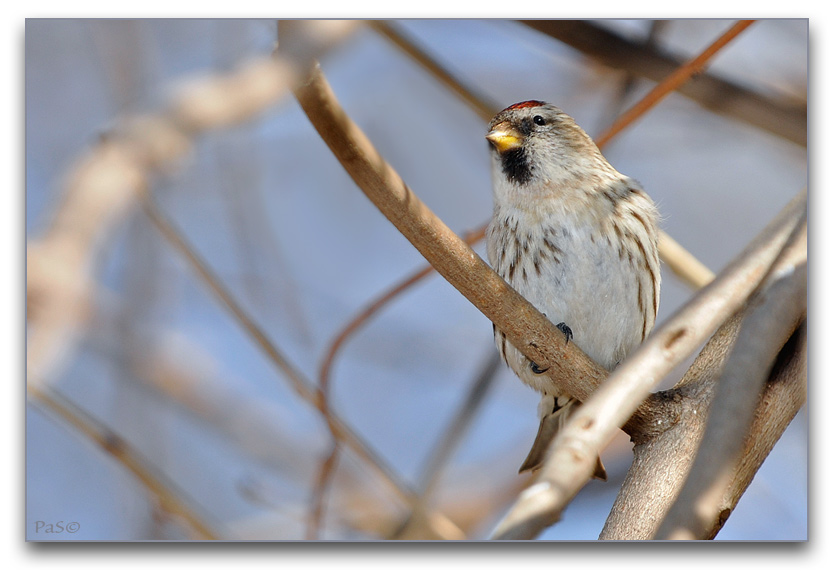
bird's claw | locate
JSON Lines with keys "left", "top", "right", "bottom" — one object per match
{"left": 556, "top": 322, "right": 573, "bottom": 344}
{"left": 530, "top": 361, "right": 548, "bottom": 374}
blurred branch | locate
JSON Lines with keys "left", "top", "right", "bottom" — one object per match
{"left": 27, "top": 20, "right": 359, "bottom": 387}
{"left": 140, "top": 190, "right": 419, "bottom": 507}
{"left": 79, "top": 291, "right": 471, "bottom": 539}
{"left": 317, "top": 226, "right": 487, "bottom": 393}
{"left": 312, "top": 227, "right": 490, "bottom": 537}
{"left": 390, "top": 350, "right": 502, "bottom": 539}
{"left": 594, "top": 19, "right": 756, "bottom": 148}
{"left": 522, "top": 20, "right": 806, "bottom": 147}
{"left": 369, "top": 20, "right": 497, "bottom": 121}
{"left": 28, "top": 383, "right": 220, "bottom": 540}
{"left": 596, "top": 20, "right": 669, "bottom": 133}
{"left": 489, "top": 191, "right": 806, "bottom": 540}
{"left": 659, "top": 231, "right": 715, "bottom": 289}
{"left": 655, "top": 224, "right": 807, "bottom": 540}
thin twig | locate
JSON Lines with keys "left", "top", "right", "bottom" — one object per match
{"left": 522, "top": 20, "right": 806, "bottom": 147}
{"left": 317, "top": 226, "right": 487, "bottom": 392}
{"left": 390, "top": 349, "right": 502, "bottom": 539}
{"left": 370, "top": 19, "right": 714, "bottom": 291}
{"left": 370, "top": 21, "right": 497, "bottom": 122}
{"left": 309, "top": 226, "right": 487, "bottom": 539}
{"left": 28, "top": 383, "right": 220, "bottom": 540}
{"left": 140, "top": 191, "right": 419, "bottom": 507}
{"left": 594, "top": 20, "right": 757, "bottom": 148}
{"left": 489, "top": 190, "right": 806, "bottom": 540}
{"left": 306, "top": 442, "right": 341, "bottom": 540}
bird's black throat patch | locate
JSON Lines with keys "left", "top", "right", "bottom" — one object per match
{"left": 500, "top": 147, "right": 533, "bottom": 185}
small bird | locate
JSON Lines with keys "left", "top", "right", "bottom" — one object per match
{"left": 485, "top": 101, "right": 661, "bottom": 479}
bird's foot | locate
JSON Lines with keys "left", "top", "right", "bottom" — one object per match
{"left": 556, "top": 322, "right": 573, "bottom": 344}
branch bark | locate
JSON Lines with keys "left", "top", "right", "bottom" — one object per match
{"left": 654, "top": 224, "right": 807, "bottom": 540}
{"left": 292, "top": 62, "right": 611, "bottom": 415}
{"left": 489, "top": 192, "right": 806, "bottom": 540}
{"left": 600, "top": 214, "right": 807, "bottom": 540}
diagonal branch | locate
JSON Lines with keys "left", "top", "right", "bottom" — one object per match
{"left": 489, "top": 191, "right": 806, "bottom": 540}
{"left": 592, "top": 19, "right": 757, "bottom": 148}
{"left": 140, "top": 190, "right": 419, "bottom": 507}
{"left": 521, "top": 20, "right": 806, "bottom": 146}
{"left": 654, "top": 223, "right": 807, "bottom": 540}
{"left": 28, "top": 383, "right": 221, "bottom": 540}
{"left": 292, "top": 61, "right": 610, "bottom": 417}
{"left": 27, "top": 19, "right": 360, "bottom": 396}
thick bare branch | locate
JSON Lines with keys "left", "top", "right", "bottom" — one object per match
{"left": 489, "top": 191, "right": 806, "bottom": 540}
{"left": 655, "top": 224, "right": 806, "bottom": 540}
{"left": 292, "top": 62, "right": 610, "bottom": 412}
{"left": 600, "top": 213, "right": 807, "bottom": 540}
{"left": 710, "top": 321, "right": 807, "bottom": 539}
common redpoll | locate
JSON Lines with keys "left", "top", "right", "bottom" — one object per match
{"left": 485, "top": 101, "right": 661, "bottom": 478}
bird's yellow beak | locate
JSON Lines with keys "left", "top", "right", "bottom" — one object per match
{"left": 486, "top": 123, "right": 522, "bottom": 153}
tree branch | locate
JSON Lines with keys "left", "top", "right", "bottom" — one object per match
{"left": 599, "top": 209, "right": 807, "bottom": 540}
{"left": 655, "top": 223, "right": 807, "bottom": 540}
{"left": 292, "top": 62, "right": 610, "bottom": 414}
{"left": 489, "top": 191, "right": 806, "bottom": 540}
{"left": 521, "top": 20, "right": 806, "bottom": 146}
{"left": 28, "top": 383, "right": 220, "bottom": 540}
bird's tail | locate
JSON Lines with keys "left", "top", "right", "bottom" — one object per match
{"left": 518, "top": 397, "right": 608, "bottom": 481}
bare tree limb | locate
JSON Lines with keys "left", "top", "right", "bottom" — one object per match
{"left": 655, "top": 224, "right": 806, "bottom": 540}
{"left": 28, "top": 383, "right": 221, "bottom": 540}
{"left": 521, "top": 20, "right": 806, "bottom": 146}
{"left": 599, "top": 208, "right": 807, "bottom": 540}
{"left": 489, "top": 191, "right": 806, "bottom": 540}
{"left": 291, "top": 61, "right": 611, "bottom": 418}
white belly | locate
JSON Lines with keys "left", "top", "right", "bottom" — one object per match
{"left": 487, "top": 206, "right": 646, "bottom": 398}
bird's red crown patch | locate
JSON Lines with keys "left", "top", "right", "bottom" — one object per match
{"left": 504, "top": 100, "right": 546, "bottom": 112}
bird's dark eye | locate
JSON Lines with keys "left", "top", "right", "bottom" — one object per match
{"left": 533, "top": 115, "right": 546, "bottom": 126}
